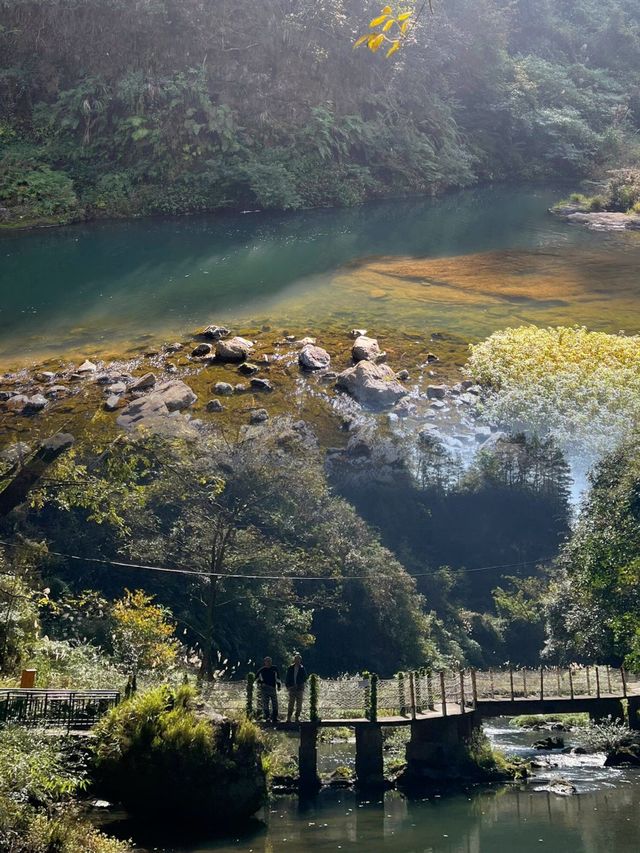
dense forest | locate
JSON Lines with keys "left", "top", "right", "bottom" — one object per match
{"left": 1, "top": 0, "right": 640, "bottom": 225}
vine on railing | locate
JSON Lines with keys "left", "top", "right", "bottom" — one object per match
{"left": 414, "top": 669, "right": 423, "bottom": 714}
{"left": 397, "top": 671, "right": 407, "bottom": 716}
{"left": 367, "top": 673, "right": 379, "bottom": 722}
{"left": 246, "top": 672, "right": 255, "bottom": 718}
{"left": 309, "top": 673, "right": 320, "bottom": 723}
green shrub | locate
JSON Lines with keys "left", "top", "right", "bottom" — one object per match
{"left": 0, "top": 727, "right": 131, "bottom": 853}
{"left": 93, "top": 685, "right": 267, "bottom": 826}
{"left": 0, "top": 149, "right": 78, "bottom": 219}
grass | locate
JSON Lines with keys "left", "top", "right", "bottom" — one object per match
{"left": 510, "top": 713, "right": 589, "bottom": 728}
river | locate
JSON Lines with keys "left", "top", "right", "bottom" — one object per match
{"left": 3, "top": 185, "right": 640, "bottom": 365}
{"left": 99, "top": 720, "right": 640, "bottom": 852}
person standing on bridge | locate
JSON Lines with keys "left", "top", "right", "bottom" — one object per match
{"left": 256, "top": 656, "right": 281, "bottom": 723}
{"left": 285, "top": 653, "right": 308, "bottom": 723}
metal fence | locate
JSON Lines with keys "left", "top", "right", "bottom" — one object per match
{"left": 0, "top": 689, "right": 120, "bottom": 730}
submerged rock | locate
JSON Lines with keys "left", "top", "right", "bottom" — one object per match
{"left": 213, "top": 382, "right": 234, "bottom": 396}
{"left": 77, "top": 360, "right": 97, "bottom": 374}
{"left": 206, "top": 399, "right": 225, "bottom": 413}
{"left": 299, "top": 344, "right": 331, "bottom": 371}
{"left": 336, "top": 361, "right": 405, "bottom": 409}
{"left": 117, "top": 380, "right": 197, "bottom": 431}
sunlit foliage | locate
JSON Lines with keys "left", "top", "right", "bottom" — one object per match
{"left": 111, "top": 589, "right": 179, "bottom": 674}
{"left": 467, "top": 325, "right": 640, "bottom": 467}
{"left": 354, "top": 5, "right": 417, "bottom": 58}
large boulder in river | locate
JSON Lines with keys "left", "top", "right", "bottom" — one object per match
{"left": 154, "top": 380, "right": 197, "bottom": 411}
{"left": 351, "top": 335, "right": 383, "bottom": 363}
{"left": 299, "top": 344, "right": 331, "bottom": 371}
{"left": 117, "top": 380, "right": 197, "bottom": 431}
{"left": 215, "top": 336, "right": 253, "bottom": 362}
{"left": 336, "top": 361, "right": 405, "bottom": 409}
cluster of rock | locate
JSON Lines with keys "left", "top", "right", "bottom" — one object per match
{"left": 0, "top": 319, "right": 492, "bottom": 450}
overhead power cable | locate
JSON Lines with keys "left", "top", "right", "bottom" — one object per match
{"left": 0, "top": 538, "right": 554, "bottom": 582}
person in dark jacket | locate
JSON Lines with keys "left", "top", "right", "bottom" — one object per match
{"left": 285, "top": 653, "right": 307, "bottom": 722}
{"left": 256, "top": 656, "right": 281, "bottom": 722}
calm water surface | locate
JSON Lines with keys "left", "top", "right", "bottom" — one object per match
{"left": 3, "top": 186, "right": 640, "bottom": 363}
{"left": 103, "top": 722, "right": 640, "bottom": 853}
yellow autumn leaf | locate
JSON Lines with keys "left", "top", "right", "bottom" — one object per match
{"left": 383, "top": 19, "right": 394, "bottom": 32}
{"left": 369, "top": 14, "right": 389, "bottom": 27}
{"left": 400, "top": 20, "right": 411, "bottom": 33}
{"left": 369, "top": 33, "right": 385, "bottom": 51}
{"left": 382, "top": 5, "right": 392, "bottom": 12}
{"left": 353, "top": 34, "right": 370, "bottom": 48}
{"left": 386, "top": 40, "right": 401, "bottom": 58}
{"left": 398, "top": 11, "right": 414, "bottom": 21}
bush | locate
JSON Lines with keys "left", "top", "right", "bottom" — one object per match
{"left": 0, "top": 576, "right": 39, "bottom": 678}
{"left": 0, "top": 727, "right": 131, "bottom": 853}
{"left": 92, "top": 685, "right": 267, "bottom": 826}
{"left": 467, "top": 325, "right": 640, "bottom": 468}
{"left": 0, "top": 149, "right": 78, "bottom": 220}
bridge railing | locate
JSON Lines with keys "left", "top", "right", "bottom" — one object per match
{"left": 0, "top": 689, "right": 120, "bottom": 730}
{"left": 474, "top": 665, "right": 633, "bottom": 701}
{"left": 203, "top": 665, "right": 638, "bottom": 723}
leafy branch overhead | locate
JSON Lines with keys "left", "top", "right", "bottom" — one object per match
{"left": 354, "top": 5, "right": 420, "bottom": 58}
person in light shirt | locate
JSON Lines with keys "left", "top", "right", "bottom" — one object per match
{"left": 285, "top": 653, "right": 308, "bottom": 723}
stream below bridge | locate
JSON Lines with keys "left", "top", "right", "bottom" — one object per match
{"left": 98, "top": 718, "right": 640, "bottom": 852}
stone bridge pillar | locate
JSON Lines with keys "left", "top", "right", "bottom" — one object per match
{"left": 587, "top": 698, "right": 625, "bottom": 723}
{"left": 628, "top": 696, "right": 640, "bottom": 730}
{"left": 355, "top": 724, "right": 384, "bottom": 789}
{"left": 400, "top": 711, "right": 480, "bottom": 786}
{"left": 298, "top": 723, "right": 321, "bottom": 791}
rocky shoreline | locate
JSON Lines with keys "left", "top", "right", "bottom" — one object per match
{"left": 551, "top": 203, "right": 640, "bottom": 231}
{"left": 0, "top": 322, "right": 502, "bottom": 469}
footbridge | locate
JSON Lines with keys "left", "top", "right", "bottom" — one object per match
{"left": 2, "top": 666, "right": 639, "bottom": 788}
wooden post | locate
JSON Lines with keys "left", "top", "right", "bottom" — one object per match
{"left": 20, "top": 670, "right": 36, "bottom": 689}
{"left": 540, "top": 667, "right": 544, "bottom": 701}
{"left": 595, "top": 666, "right": 601, "bottom": 699}
{"left": 471, "top": 670, "right": 478, "bottom": 708}
{"left": 489, "top": 668, "right": 495, "bottom": 699}
{"left": 459, "top": 670, "right": 465, "bottom": 710}
{"left": 427, "top": 671, "right": 434, "bottom": 710}
{"left": 621, "top": 667, "right": 628, "bottom": 698}
{"left": 440, "top": 671, "right": 447, "bottom": 716}
{"left": 586, "top": 666, "right": 591, "bottom": 695}
{"left": 509, "top": 667, "right": 515, "bottom": 701}
{"left": 556, "top": 666, "right": 561, "bottom": 696}
{"left": 409, "top": 671, "right": 417, "bottom": 720}
{"left": 606, "top": 665, "right": 612, "bottom": 695}
{"left": 569, "top": 667, "right": 574, "bottom": 700}
{"left": 522, "top": 669, "right": 527, "bottom": 697}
